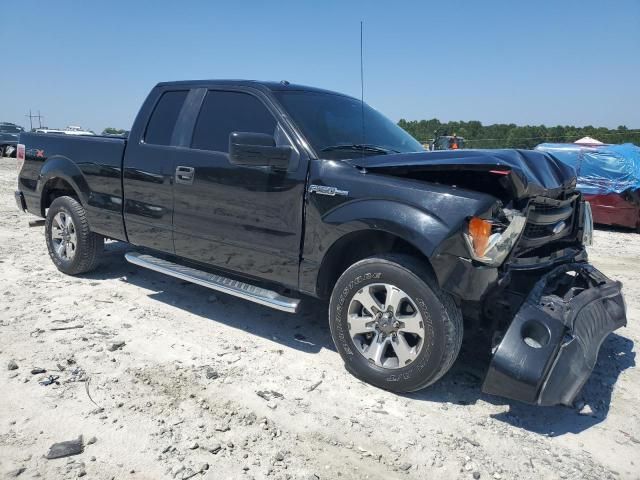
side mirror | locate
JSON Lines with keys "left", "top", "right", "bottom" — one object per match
{"left": 228, "top": 132, "right": 292, "bottom": 170}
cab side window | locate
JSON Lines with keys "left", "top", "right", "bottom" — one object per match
{"left": 191, "top": 91, "right": 277, "bottom": 153}
{"left": 144, "top": 90, "right": 188, "bottom": 146}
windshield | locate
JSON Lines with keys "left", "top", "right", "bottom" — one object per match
{"left": 274, "top": 91, "right": 424, "bottom": 159}
{"left": 0, "top": 125, "right": 23, "bottom": 134}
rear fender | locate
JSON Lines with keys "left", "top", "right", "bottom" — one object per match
{"left": 37, "top": 155, "right": 91, "bottom": 211}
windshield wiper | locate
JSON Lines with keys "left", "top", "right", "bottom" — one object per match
{"left": 320, "top": 144, "right": 398, "bottom": 154}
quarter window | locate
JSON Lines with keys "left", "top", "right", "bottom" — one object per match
{"left": 191, "top": 91, "right": 277, "bottom": 153}
{"left": 145, "top": 90, "right": 188, "bottom": 146}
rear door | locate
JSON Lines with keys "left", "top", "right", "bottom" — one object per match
{"left": 122, "top": 88, "right": 189, "bottom": 253}
{"left": 171, "top": 87, "right": 307, "bottom": 288}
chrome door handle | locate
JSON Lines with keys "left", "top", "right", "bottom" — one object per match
{"left": 175, "top": 166, "right": 195, "bottom": 185}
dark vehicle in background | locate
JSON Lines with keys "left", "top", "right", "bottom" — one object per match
{"left": 14, "top": 80, "right": 627, "bottom": 406}
{"left": 0, "top": 122, "right": 24, "bottom": 157}
{"left": 429, "top": 132, "right": 465, "bottom": 151}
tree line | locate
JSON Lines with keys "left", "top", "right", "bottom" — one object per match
{"left": 397, "top": 119, "right": 640, "bottom": 149}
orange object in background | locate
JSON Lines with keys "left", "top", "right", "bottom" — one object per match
{"left": 468, "top": 217, "right": 492, "bottom": 257}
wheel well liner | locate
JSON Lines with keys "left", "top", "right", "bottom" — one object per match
{"left": 41, "top": 177, "right": 79, "bottom": 216}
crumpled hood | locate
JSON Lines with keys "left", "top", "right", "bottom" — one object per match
{"left": 345, "top": 149, "right": 578, "bottom": 200}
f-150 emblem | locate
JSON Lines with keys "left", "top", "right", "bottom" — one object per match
{"left": 308, "top": 184, "right": 349, "bottom": 197}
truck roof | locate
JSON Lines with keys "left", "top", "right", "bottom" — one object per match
{"left": 155, "top": 79, "right": 351, "bottom": 97}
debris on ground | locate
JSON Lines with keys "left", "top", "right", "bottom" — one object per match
{"left": 30, "top": 367, "right": 46, "bottom": 375}
{"left": 45, "top": 436, "right": 84, "bottom": 459}
{"left": 7, "top": 360, "right": 18, "bottom": 370}
{"left": 6, "top": 466, "right": 26, "bottom": 478}
{"left": 38, "top": 375, "right": 60, "bottom": 386}
{"left": 50, "top": 324, "right": 84, "bottom": 331}
{"left": 208, "top": 443, "right": 222, "bottom": 454}
{"left": 256, "top": 390, "right": 284, "bottom": 401}
{"left": 107, "top": 341, "right": 126, "bottom": 352}
{"left": 306, "top": 380, "right": 323, "bottom": 392}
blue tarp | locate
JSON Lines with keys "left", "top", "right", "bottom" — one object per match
{"left": 535, "top": 143, "right": 640, "bottom": 195}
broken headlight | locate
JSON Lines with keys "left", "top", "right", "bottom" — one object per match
{"left": 582, "top": 201, "right": 594, "bottom": 246}
{"left": 463, "top": 209, "right": 526, "bottom": 266}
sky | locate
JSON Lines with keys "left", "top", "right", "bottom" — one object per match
{"left": 1, "top": 0, "right": 639, "bottom": 133}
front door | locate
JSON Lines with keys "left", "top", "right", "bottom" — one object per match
{"left": 172, "top": 88, "right": 307, "bottom": 288}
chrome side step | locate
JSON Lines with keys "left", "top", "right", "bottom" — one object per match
{"left": 125, "top": 252, "right": 300, "bottom": 313}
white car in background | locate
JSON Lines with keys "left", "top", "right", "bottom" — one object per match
{"left": 35, "top": 126, "right": 95, "bottom": 136}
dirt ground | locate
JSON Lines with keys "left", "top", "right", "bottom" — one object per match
{"left": 0, "top": 156, "right": 638, "bottom": 480}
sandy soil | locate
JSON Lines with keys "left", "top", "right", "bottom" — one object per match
{"left": 0, "top": 156, "right": 638, "bottom": 480}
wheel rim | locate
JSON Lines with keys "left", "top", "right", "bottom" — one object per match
{"left": 51, "top": 212, "right": 77, "bottom": 261}
{"left": 347, "top": 283, "right": 426, "bottom": 369}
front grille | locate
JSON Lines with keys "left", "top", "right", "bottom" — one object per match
{"left": 519, "top": 196, "right": 578, "bottom": 248}
{"left": 523, "top": 223, "right": 554, "bottom": 239}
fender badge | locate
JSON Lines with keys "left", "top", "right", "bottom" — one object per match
{"left": 308, "top": 184, "right": 349, "bottom": 197}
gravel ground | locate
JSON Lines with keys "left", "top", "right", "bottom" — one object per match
{"left": 0, "top": 156, "right": 638, "bottom": 480}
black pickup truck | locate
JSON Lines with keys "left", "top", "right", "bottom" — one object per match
{"left": 15, "top": 80, "right": 627, "bottom": 405}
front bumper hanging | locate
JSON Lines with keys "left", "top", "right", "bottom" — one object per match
{"left": 482, "top": 263, "right": 627, "bottom": 406}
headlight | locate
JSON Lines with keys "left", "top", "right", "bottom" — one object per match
{"left": 582, "top": 201, "right": 593, "bottom": 246}
{"left": 463, "top": 209, "right": 526, "bottom": 266}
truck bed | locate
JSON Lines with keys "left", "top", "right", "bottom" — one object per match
{"left": 18, "top": 132, "right": 128, "bottom": 240}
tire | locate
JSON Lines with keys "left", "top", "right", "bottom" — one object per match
{"left": 329, "top": 254, "right": 463, "bottom": 392}
{"left": 45, "top": 196, "right": 103, "bottom": 275}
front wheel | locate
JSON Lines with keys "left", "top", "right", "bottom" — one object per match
{"left": 329, "top": 254, "right": 463, "bottom": 392}
{"left": 45, "top": 196, "right": 103, "bottom": 275}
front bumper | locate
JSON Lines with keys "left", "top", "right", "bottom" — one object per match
{"left": 482, "top": 263, "right": 626, "bottom": 406}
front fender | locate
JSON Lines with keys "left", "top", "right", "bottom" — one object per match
{"left": 322, "top": 199, "right": 451, "bottom": 258}
{"left": 37, "top": 155, "right": 91, "bottom": 208}
{"left": 300, "top": 194, "right": 497, "bottom": 296}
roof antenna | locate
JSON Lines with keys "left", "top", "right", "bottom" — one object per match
{"left": 360, "top": 20, "right": 365, "bottom": 158}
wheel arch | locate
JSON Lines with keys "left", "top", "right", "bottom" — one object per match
{"left": 311, "top": 199, "right": 456, "bottom": 298}
{"left": 38, "top": 155, "right": 90, "bottom": 216}
{"left": 315, "top": 228, "right": 438, "bottom": 298}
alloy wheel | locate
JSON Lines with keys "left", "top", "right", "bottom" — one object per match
{"left": 51, "top": 211, "right": 78, "bottom": 261}
{"left": 347, "top": 283, "right": 426, "bottom": 369}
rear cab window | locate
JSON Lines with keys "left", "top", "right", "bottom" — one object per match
{"left": 144, "top": 90, "right": 188, "bottom": 146}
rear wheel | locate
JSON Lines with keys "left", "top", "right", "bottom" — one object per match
{"left": 329, "top": 254, "right": 463, "bottom": 392}
{"left": 45, "top": 196, "right": 103, "bottom": 275}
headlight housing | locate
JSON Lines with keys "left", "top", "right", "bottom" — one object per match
{"left": 463, "top": 209, "right": 526, "bottom": 266}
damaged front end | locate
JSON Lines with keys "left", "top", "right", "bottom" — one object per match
{"left": 345, "top": 149, "right": 627, "bottom": 405}
{"left": 482, "top": 263, "right": 626, "bottom": 406}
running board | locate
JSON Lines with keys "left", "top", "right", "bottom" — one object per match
{"left": 125, "top": 252, "right": 300, "bottom": 313}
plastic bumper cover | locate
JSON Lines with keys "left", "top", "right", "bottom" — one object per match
{"left": 482, "top": 263, "right": 627, "bottom": 406}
